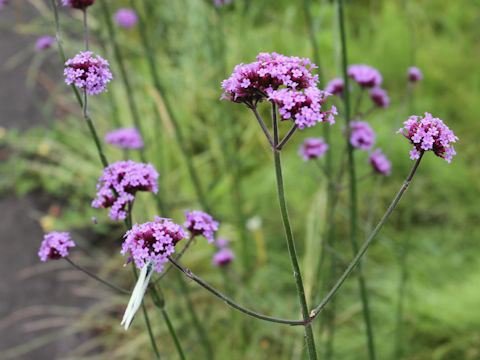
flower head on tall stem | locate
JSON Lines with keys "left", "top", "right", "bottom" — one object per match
{"left": 35, "top": 36, "right": 55, "bottom": 51}
{"left": 369, "top": 87, "right": 390, "bottom": 108}
{"left": 61, "top": 0, "right": 94, "bottom": 9}
{"left": 104, "top": 127, "right": 143, "bottom": 149}
{"left": 64, "top": 51, "right": 112, "bottom": 95}
{"left": 349, "top": 121, "right": 375, "bottom": 150}
{"left": 92, "top": 161, "right": 159, "bottom": 221}
{"left": 408, "top": 67, "right": 423, "bottom": 83}
{"left": 184, "top": 210, "right": 219, "bottom": 243}
{"left": 299, "top": 137, "right": 329, "bottom": 161}
{"left": 397, "top": 112, "right": 458, "bottom": 162}
{"left": 121, "top": 217, "right": 188, "bottom": 274}
{"left": 38, "top": 231, "right": 75, "bottom": 261}
{"left": 369, "top": 149, "right": 391, "bottom": 176}
{"left": 114, "top": 8, "right": 138, "bottom": 29}
{"left": 347, "top": 64, "right": 382, "bottom": 88}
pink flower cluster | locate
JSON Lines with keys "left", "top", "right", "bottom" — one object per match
{"left": 35, "top": 36, "right": 55, "bottom": 52}
{"left": 268, "top": 87, "right": 336, "bottom": 129}
{"left": 38, "top": 231, "right": 75, "bottom": 262}
{"left": 212, "top": 237, "right": 234, "bottom": 267}
{"left": 184, "top": 210, "right": 219, "bottom": 243}
{"left": 397, "top": 112, "right": 458, "bottom": 162}
{"left": 368, "top": 149, "right": 391, "bottom": 176}
{"left": 298, "top": 137, "right": 329, "bottom": 161}
{"left": 114, "top": 8, "right": 138, "bottom": 29}
{"left": 325, "top": 78, "right": 345, "bottom": 97}
{"left": 121, "top": 217, "right": 188, "bottom": 273}
{"left": 104, "top": 127, "right": 143, "bottom": 149}
{"left": 350, "top": 121, "right": 375, "bottom": 150}
{"left": 408, "top": 67, "right": 423, "bottom": 83}
{"left": 61, "top": 0, "right": 95, "bottom": 9}
{"left": 369, "top": 87, "right": 390, "bottom": 108}
{"left": 347, "top": 64, "right": 382, "bottom": 88}
{"left": 64, "top": 51, "right": 112, "bottom": 95}
{"left": 92, "top": 161, "right": 159, "bottom": 221}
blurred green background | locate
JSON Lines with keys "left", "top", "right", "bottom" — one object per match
{"left": 1, "top": 0, "right": 479, "bottom": 359}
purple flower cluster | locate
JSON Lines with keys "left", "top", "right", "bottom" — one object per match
{"left": 347, "top": 64, "right": 382, "bottom": 88}
{"left": 121, "top": 217, "right": 188, "bottom": 273}
{"left": 214, "top": 0, "right": 232, "bottom": 6}
{"left": 350, "top": 121, "right": 375, "bottom": 150}
{"left": 114, "top": 8, "right": 138, "bottom": 29}
{"left": 268, "top": 87, "right": 336, "bottom": 129}
{"left": 104, "top": 127, "right": 143, "bottom": 149}
{"left": 408, "top": 67, "right": 423, "bottom": 83}
{"left": 397, "top": 112, "right": 458, "bottom": 162}
{"left": 92, "top": 161, "right": 159, "bottom": 221}
{"left": 61, "top": 0, "right": 95, "bottom": 9}
{"left": 298, "top": 137, "right": 329, "bottom": 161}
{"left": 368, "top": 149, "right": 391, "bottom": 175}
{"left": 64, "top": 51, "right": 112, "bottom": 96}
{"left": 35, "top": 36, "right": 55, "bottom": 52}
{"left": 221, "top": 52, "right": 319, "bottom": 105}
{"left": 325, "top": 78, "right": 345, "bottom": 97}
{"left": 38, "top": 231, "right": 75, "bottom": 262}
{"left": 0, "top": 0, "right": 8, "bottom": 9}
{"left": 184, "top": 210, "right": 219, "bottom": 243}
{"left": 369, "top": 87, "right": 390, "bottom": 108}
{"left": 212, "top": 237, "right": 234, "bottom": 267}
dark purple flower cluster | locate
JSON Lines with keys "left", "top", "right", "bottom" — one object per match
{"left": 369, "top": 87, "right": 390, "bottom": 108}
{"left": 298, "top": 137, "right": 329, "bottom": 161}
{"left": 368, "top": 149, "right": 391, "bottom": 176}
{"left": 104, "top": 127, "right": 143, "bottom": 149}
{"left": 350, "top": 121, "right": 375, "bottom": 150}
{"left": 408, "top": 67, "right": 423, "bottom": 83}
{"left": 397, "top": 112, "right": 458, "bottom": 162}
{"left": 325, "top": 78, "right": 345, "bottom": 97}
{"left": 121, "top": 217, "right": 188, "bottom": 274}
{"left": 62, "top": 0, "right": 95, "bottom": 9}
{"left": 64, "top": 51, "right": 112, "bottom": 96}
{"left": 92, "top": 161, "right": 159, "bottom": 221}
{"left": 347, "top": 64, "right": 382, "bottom": 88}
{"left": 212, "top": 237, "right": 234, "bottom": 267}
{"left": 184, "top": 210, "right": 219, "bottom": 243}
{"left": 38, "top": 231, "right": 75, "bottom": 261}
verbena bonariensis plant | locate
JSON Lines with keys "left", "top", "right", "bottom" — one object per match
{"left": 35, "top": 0, "right": 459, "bottom": 359}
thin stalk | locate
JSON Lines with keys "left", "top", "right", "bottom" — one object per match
{"left": 168, "top": 256, "right": 305, "bottom": 326}
{"left": 337, "top": 1, "right": 376, "bottom": 358}
{"left": 302, "top": 0, "right": 324, "bottom": 84}
{"left": 270, "top": 104, "right": 317, "bottom": 359}
{"left": 82, "top": 9, "right": 89, "bottom": 51}
{"left": 250, "top": 107, "right": 274, "bottom": 148}
{"left": 65, "top": 257, "right": 130, "bottom": 294}
{"left": 154, "top": 236, "right": 196, "bottom": 283}
{"left": 310, "top": 152, "right": 424, "bottom": 318}
{"left": 132, "top": 0, "right": 210, "bottom": 212}
{"left": 276, "top": 124, "right": 298, "bottom": 150}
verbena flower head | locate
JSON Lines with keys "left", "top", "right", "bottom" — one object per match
{"left": 114, "top": 8, "right": 138, "bottom": 29}
{"left": 325, "top": 78, "right": 345, "bottom": 97}
{"left": 121, "top": 217, "right": 188, "bottom": 273}
{"left": 61, "top": 0, "right": 95, "bottom": 9}
{"left": 212, "top": 248, "right": 235, "bottom": 267}
{"left": 35, "top": 36, "right": 55, "bottom": 51}
{"left": 64, "top": 51, "right": 112, "bottom": 95}
{"left": 214, "top": 0, "right": 232, "bottom": 6}
{"left": 408, "top": 66, "right": 423, "bottom": 83}
{"left": 92, "top": 161, "right": 159, "bottom": 221}
{"left": 299, "top": 137, "right": 329, "bottom": 161}
{"left": 184, "top": 210, "right": 219, "bottom": 243}
{"left": 350, "top": 121, "right": 375, "bottom": 150}
{"left": 221, "top": 52, "right": 319, "bottom": 107}
{"left": 347, "top": 64, "right": 382, "bottom": 88}
{"left": 215, "top": 237, "right": 229, "bottom": 248}
{"left": 369, "top": 148, "right": 391, "bottom": 175}
{"left": 104, "top": 127, "right": 143, "bottom": 149}
{"left": 369, "top": 87, "right": 390, "bottom": 108}
{"left": 0, "top": 0, "right": 8, "bottom": 9}
{"left": 268, "top": 87, "right": 337, "bottom": 129}
{"left": 397, "top": 112, "right": 458, "bottom": 162}
{"left": 38, "top": 231, "right": 75, "bottom": 261}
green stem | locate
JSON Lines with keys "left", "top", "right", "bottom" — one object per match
{"left": 270, "top": 104, "right": 317, "bottom": 359}
{"left": 302, "top": 0, "right": 324, "bottom": 84}
{"left": 337, "top": 1, "right": 376, "bottom": 358}
{"left": 310, "top": 152, "right": 424, "bottom": 318}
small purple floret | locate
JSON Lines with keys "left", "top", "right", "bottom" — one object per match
{"left": 38, "top": 231, "right": 75, "bottom": 262}
{"left": 397, "top": 112, "right": 458, "bottom": 162}
{"left": 369, "top": 88, "right": 390, "bottom": 108}
{"left": 184, "top": 210, "right": 219, "bottom": 243}
{"left": 35, "top": 36, "right": 55, "bottom": 51}
{"left": 92, "top": 161, "right": 159, "bottom": 221}
{"left": 408, "top": 67, "right": 423, "bottom": 83}
{"left": 212, "top": 248, "right": 235, "bottom": 267}
{"left": 299, "top": 137, "right": 329, "bottom": 161}
{"left": 350, "top": 121, "right": 375, "bottom": 150}
{"left": 369, "top": 149, "right": 391, "bottom": 176}
{"left": 64, "top": 51, "right": 112, "bottom": 96}
{"left": 121, "top": 217, "right": 188, "bottom": 274}
{"left": 114, "top": 8, "right": 138, "bottom": 29}
{"left": 104, "top": 127, "right": 143, "bottom": 149}
{"left": 325, "top": 78, "right": 345, "bottom": 97}
{"left": 347, "top": 64, "right": 382, "bottom": 88}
